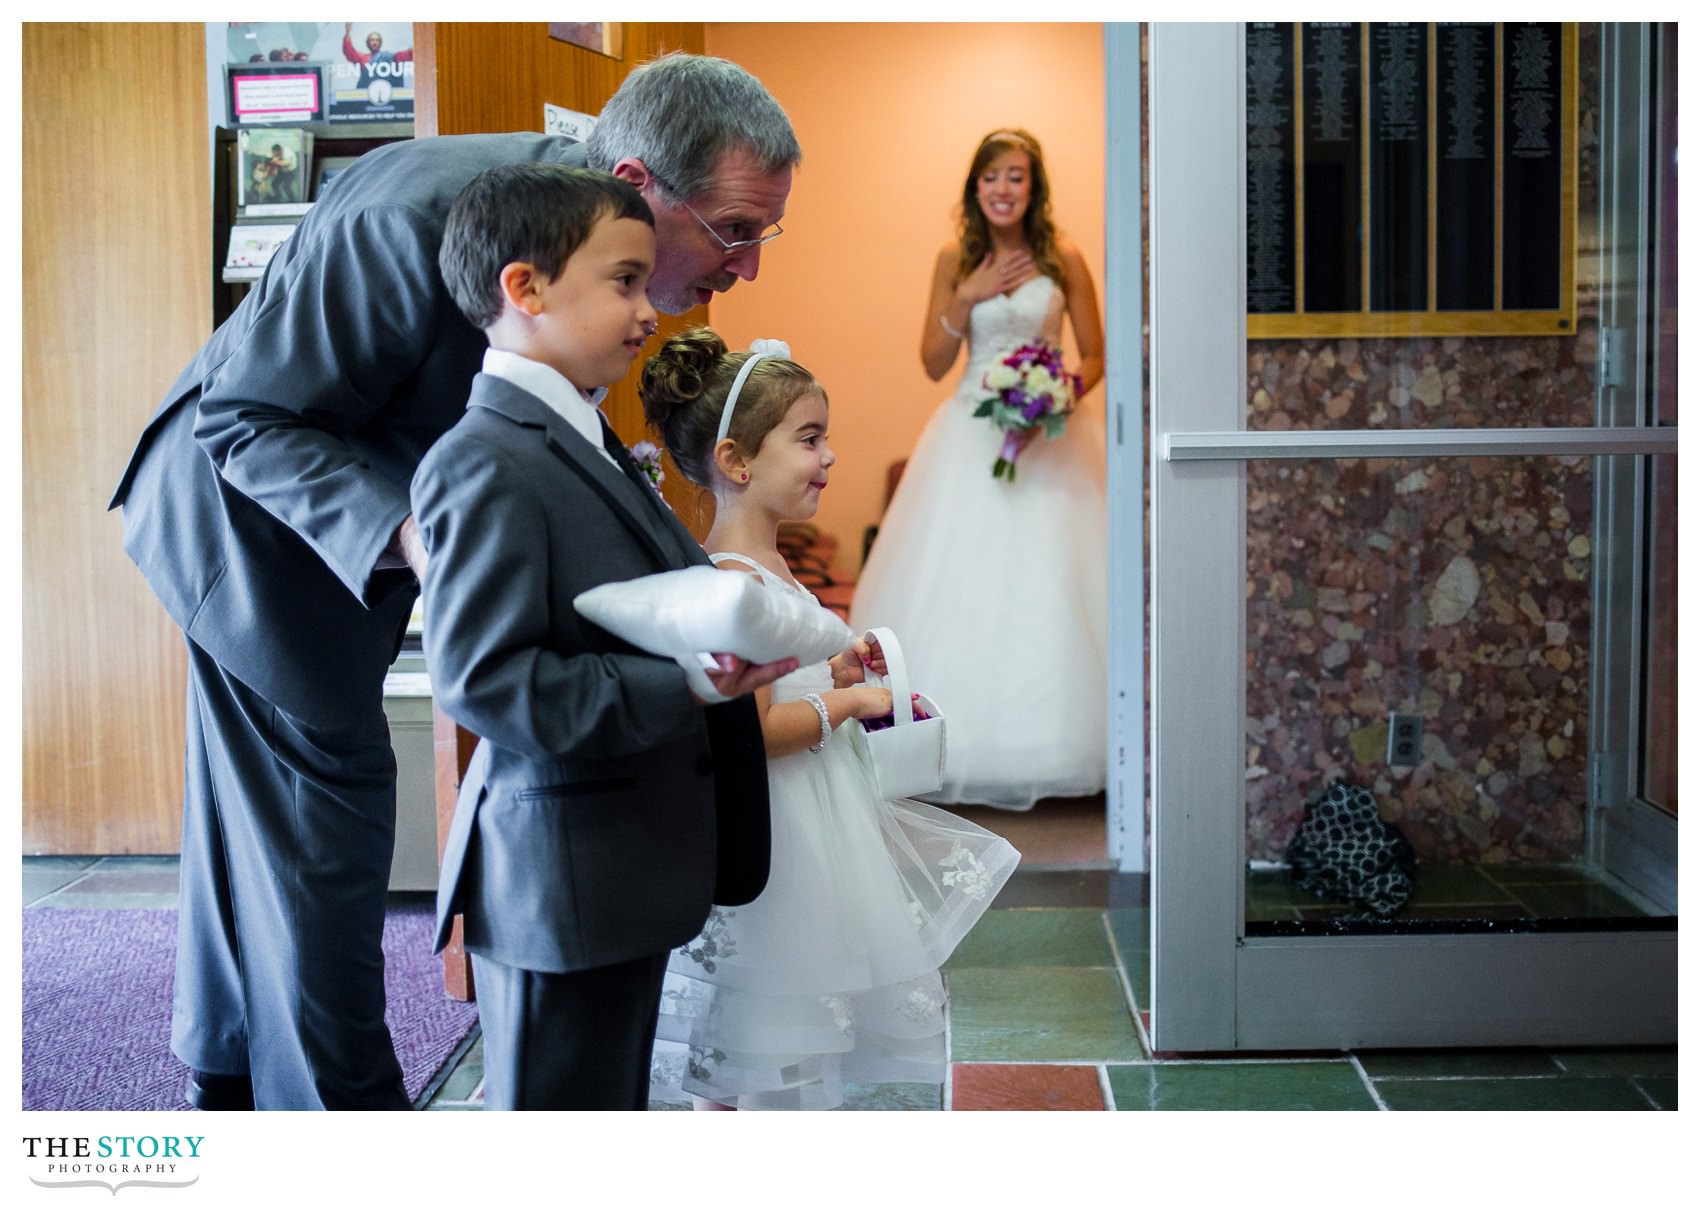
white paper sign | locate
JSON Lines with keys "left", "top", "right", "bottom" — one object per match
{"left": 544, "top": 103, "right": 598, "bottom": 141}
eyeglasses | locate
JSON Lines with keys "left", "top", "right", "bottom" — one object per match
{"left": 651, "top": 173, "right": 783, "bottom": 253}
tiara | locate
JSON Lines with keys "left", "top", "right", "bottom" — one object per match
{"left": 982, "top": 130, "right": 1035, "bottom": 151}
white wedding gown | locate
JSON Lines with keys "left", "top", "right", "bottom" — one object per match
{"left": 852, "top": 274, "right": 1108, "bottom": 810}
{"left": 649, "top": 557, "right": 1020, "bottom": 1110}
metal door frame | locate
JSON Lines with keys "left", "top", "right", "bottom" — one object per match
{"left": 1143, "top": 22, "right": 1676, "bottom": 1052}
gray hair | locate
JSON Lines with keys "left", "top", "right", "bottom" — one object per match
{"left": 585, "top": 52, "right": 800, "bottom": 202}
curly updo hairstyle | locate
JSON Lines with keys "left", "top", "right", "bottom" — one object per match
{"left": 640, "top": 327, "right": 824, "bottom": 488}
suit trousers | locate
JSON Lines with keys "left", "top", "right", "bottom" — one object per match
{"left": 471, "top": 950, "right": 670, "bottom": 1110}
{"left": 172, "top": 638, "right": 410, "bottom": 1109}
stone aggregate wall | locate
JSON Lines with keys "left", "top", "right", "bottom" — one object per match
{"left": 1243, "top": 28, "right": 1605, "bottom": 866}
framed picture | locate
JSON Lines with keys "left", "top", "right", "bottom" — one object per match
{"left": 314, "top": 155, "right": 360, "bottom": 201}
{"left": 327, "top": 22, "right": 417, "bottom": 125}
{"left": 238, "top": 127, "right": 314, "bottom": 215}
{"left": 226, "top": 62, "right": 323, "bottom": 125}
{"left": 224, "top": 223, "right": 298, "bottom": 277}
{"left": 548, "top": 22, "right": 622, "bottom": 60}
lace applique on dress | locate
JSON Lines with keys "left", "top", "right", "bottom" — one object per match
{"left": 675, "top": 907, "right": 738, "bottom": 973}
{"left": 820, "top": 994, "right": 854, "bottom": 1035}
{"left": 896, "top": 984, "right": 944, "bottom": 1024}
{"left": 940, "top": 841, "right": 993, "bottom": 900}
{"left": 650, "top": 1048, "right": 687, "bottom": 1090}
{"left": 687, "top": 1044, "right": 727, "bottom": 1082}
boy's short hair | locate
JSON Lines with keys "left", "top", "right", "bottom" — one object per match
{"left": 439, "top": 164, "right": 653, "bottom": 330}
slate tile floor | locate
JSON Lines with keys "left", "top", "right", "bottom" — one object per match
{"left": 24, "top": 831, "right": 1676, "bottom": 1111}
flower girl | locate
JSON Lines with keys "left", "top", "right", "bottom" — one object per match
{"left": 641, "top": 328, "right": 1020, "bottom": 1110}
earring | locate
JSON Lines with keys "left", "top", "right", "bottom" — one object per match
{"left": 739, "top": 472, "right": 749, "bottom": 483}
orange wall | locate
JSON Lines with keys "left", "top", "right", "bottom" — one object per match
{"left": 705, "top": 22, "right": 1106, "bottom": 574}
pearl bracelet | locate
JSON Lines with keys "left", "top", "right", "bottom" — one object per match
{"left": 938, "top": 314, "right": 965, "bottom": 340}
{"left": 802, "top": 693, "right": 831, "bottom": 753}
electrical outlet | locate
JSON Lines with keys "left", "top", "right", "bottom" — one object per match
{"left": 1387, "top": 712, "right": 1423, "bottom": 766}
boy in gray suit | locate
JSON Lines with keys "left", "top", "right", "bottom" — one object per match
{"left": 414, "top": 164, "right": 793, "bottom": 1109}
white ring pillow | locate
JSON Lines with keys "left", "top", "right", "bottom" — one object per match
{"left": 573, "top": 565, "right": 854, "bottom": 666}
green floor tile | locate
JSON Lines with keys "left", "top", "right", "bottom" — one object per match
{"left": 427, "top": 1037, "right": 484, "bottom": 1104}
{"left": 23, "top": 867, "right": 93, "bottom": 906}
{"left": 1245, "top": 906, "right": 1303, "bottom": 923}
{"left": 841, "top": 1082, "right": 943, "bottom": 1111}
{"left": 1104, "top": 908, "right": 1150, "bottom": 957}
{"left": 946, "top": 908, "right": 1114, "bottom": 969}
{"left": 1375, "top": 1076, "right": 1655, "bottom": 1111}
{"left": 1122, "top": 958, "right": 1150, "bottom": 1012}
{"left": 1505, "top": 881, "right": 1649, "bottom": 918}
{"left": 990, "top": 869, "right": 1146, "bottom": 909}
{"left": 1394, "top": 901, "right": 1528, "bottom": 921}
{"left": 948, "top": 967, "right": 1143, "bottom": 1062}
{"left": 1407, "top": 864, "right": 1516, "bottom": 905}
{"left": 1636, "top": 1077, "right": 1677, "bottom": 1110}
{"left": 1245, "top": 870, "right": 1345, "bottom": 912}
{"left": 1103, "top": 910, "right": 1152, "bottom": 1009}
{"left": 34, "top": 891, "right": 182, "bottom": 909}
{"left": 1549, "top": 1048, "right": 1678, "bottom": 1078}
{"left": 1356, "top": 1049, "right": 1561, "bottom": 1079}
{"left": 1107, "top": 1061, "right": 1377, "bottom": 1111}
{"left": 1481, "top": 863, "right": 1596, "bottom": 886}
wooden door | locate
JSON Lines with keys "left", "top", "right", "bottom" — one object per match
{"left": 22, "top": 23, "right": 211, "bottom": 854}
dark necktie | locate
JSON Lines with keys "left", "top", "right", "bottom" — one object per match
{"left": 597, "top": 416, "right": 701, "bottom": 567}
{"left": 598, "top": 414, "right": 655, "bottom": 495}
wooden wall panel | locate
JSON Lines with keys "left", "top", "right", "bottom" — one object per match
{"left": 418, "top": 22, "right": 712, "bottom": 525}
{"left": 23, "top": 24, "right": 211, "bottom": 852}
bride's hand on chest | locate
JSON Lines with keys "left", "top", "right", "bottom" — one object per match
{"left": 958, "top": 249, "right": 1036, "bottom": 307}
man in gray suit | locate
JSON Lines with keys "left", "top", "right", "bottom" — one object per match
{"left": 108, "top": 53, "right": 800, "bottom": 1110}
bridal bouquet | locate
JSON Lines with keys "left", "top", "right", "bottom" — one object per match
{"left": 973, "top": 341, "right": 1082, "bottom": 481}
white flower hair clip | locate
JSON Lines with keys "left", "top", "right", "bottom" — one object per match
{"left": 746, "top": 338, "right": 792, "bottom": 360}
{"left": 715, "top": 338, "right": 794, "bottom": 446}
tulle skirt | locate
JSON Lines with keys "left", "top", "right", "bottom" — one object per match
{"left": 650, "top": 721, "right": 1019, "bottom": 1110}
{"left": 852, "top": 388, "right": 1109, "bottom": 809}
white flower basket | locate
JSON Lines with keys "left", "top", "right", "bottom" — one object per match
{"left": 855, "top": 626, "right": 946, "bottom": 801}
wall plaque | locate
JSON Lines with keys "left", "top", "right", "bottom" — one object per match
{"left": 1247, "top": 22, "right": 1576, "bottom": 338}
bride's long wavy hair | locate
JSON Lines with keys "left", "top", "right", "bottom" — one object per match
{"left": 954, "top": 128, "right": 1064, "bottom": 288}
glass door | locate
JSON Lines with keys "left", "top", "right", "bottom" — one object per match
{"left": 1139, "top": 22, "right": 1676, "bottom": 1051}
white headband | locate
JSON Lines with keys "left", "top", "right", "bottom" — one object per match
{"left": 714, "top": 338, "right": 793, "bottom": 447}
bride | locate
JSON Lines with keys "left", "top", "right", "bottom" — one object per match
{"left": 852, "top": 128, "right": 1107, "bottom": 811}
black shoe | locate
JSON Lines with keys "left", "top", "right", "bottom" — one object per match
{"left": 184, "top": 1070, "right": 255, "bottom": 1111}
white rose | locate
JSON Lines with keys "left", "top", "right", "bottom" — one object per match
{"left": 984, "top": 365, "right": 1019, "bottom": 391}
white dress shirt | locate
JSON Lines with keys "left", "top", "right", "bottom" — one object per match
{"left": 481, "top": 348, "right": 618, "bottom": 469}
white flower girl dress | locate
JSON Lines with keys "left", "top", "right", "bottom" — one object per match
{"left": 649, "top": 556, "right": 1020, "bottom": 1110}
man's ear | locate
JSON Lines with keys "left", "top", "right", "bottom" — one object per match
{"left": 497, "top": 261, "right": 544, "bottom": 316}
{"left": 610, "top": 158, "right": 653, "bottom": 192}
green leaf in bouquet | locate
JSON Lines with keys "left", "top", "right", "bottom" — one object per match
{"left": 973, "top": 399, "right": 996, "bottom": 418}
{"left": 1040, "top": 413, "right": 1067, "bottom": 439}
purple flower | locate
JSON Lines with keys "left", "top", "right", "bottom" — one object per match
{"left": 973, "top": 339, "right": 1080, "bottom": 481}
{"left": 861, "top": 700, "right": 934, "bottom": 732}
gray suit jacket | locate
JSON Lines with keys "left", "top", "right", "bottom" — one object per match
{"left": 110, "top": 134, "right": 588, "bottom": 730}
{"left": 413, "top": 374, "right": 770, "bottom": 974}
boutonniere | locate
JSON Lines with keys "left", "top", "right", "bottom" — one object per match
{"left": 629, "top": 441, "right": 666, "bottom": 492}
